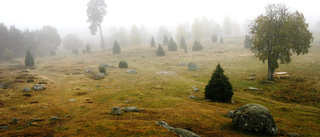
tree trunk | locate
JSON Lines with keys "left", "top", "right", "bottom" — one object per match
{"left": 98, "top": 23, "right": 105, "bottom": 50}
{"left": 267, "top": 58, "right": 275, "bottom": 81}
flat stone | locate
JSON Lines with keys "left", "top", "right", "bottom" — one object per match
{"left": 33, "top": 84, "right": 45, "bottom": 90}
{"left": 94, "top": 73, "right": 105, "bottom": 77}
{"left": 126, "top": 70, "right": 137, "bottom": 74}
{"left": 178, "top": 62, "right": 186, "bottom": 66}
{"left": 68, "top": 99, "right": 76, "bottom": 102}
{"left": 287, "top": 133, "right": 299, "bottom": 137}
{"left": 0, "top": 126, "right": 9, "bottom": 129}
{"left": 124, "top": 107, "right": 140, "bottom": 112}
{"left": 50, "top": 117, "right": 62, "bottom": 120}
{"left": 193, "top": 88, "right": 199, "bottom": 92}
{"left": 189, "top": 95, "right": 198, "bottom": 99}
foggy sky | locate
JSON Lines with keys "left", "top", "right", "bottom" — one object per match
{"left": 1, "top": 0, "right": 319, "bottom": 39}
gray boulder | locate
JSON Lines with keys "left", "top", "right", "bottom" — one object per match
{"left": 124, "top": 107, "right": 140, "bottom": 112}
{"left": 33, "top": 84, "right": 45, "bottom": 90}
{"left": 95, "top": 73, "right": 105, "bottom": 77}
{"left": 110, "top": 107, "right": 122, "bottom": 115}
{"left": 193, "top": 88, "right": 199, "bottom": 92}
{"left": 231, "top": 103, "right": 278, "bottom": 135}
{"left": 188, "top": 63, "right": 200, "bottom": 71}
{"left": 126, "top": 70, "right": 137, "bottom": 74}
{"left": 22, "top": 87, "right": 30, "bottom": 92}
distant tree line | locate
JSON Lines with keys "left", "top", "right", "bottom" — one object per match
{"left": 0, "top": 23, "right": 61, "bottom": 61}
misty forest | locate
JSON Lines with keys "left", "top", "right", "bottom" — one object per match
{"left": 0, "top": 0, "right": 319, "bottom": 136}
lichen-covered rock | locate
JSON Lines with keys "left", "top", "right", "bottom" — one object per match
{"left": 188, "top": 63, "right": 200, "bottom": 71}
{"left": 226, "top": 110, "right": 234, "bottom": 118}
{"left": 110, "top": 107, "right": 122, "bottom": 115}
{"left": 232, "top": 103, "right": 278, "bottom": 135}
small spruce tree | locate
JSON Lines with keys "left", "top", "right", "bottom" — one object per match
{"left": 220, "top": 36, "right": 224, "bottom": 44}
{"left": 113, "top": 40, "right": 121, "bottom": 54}
{"left": 205, "top": 63, "right": 233, "bottom": 102}
{"left": 156, "top": 44, "right": 165, "bottom": 56}
{"left": 72, "top": 49, "right": 79, "bottom": 54}
{"left": 118, "top": 61, "right": 128, "bottom": 68}
{"left": 98, "top": 65, "right": 106, "bottom": 74}
{"left": 244, "top": 35, "right": 252, "bottom": 49}
{"left": 25, "top": 48, "right": 34, "bottom": 67}
{"left": 163, "top": 34, "right": 169, "bottom": 45}
{"left": 179, "top": 37, "right": 187, "bottom": 49}
{"left": 192, "top": 40, "right": 203, "bottom": 51}
{"left": 168, "top": 37, "right": 177, "bottom": 51}
{"left": 211, "top": 34, "right": 218, "bottom": 43}
{"left": 151, "top": 36, "right": 156, "bottom": 47}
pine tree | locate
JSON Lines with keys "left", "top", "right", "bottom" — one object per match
{"left": 244, "top": 35, "right": 252, "bottom": 49}
{"left": 25, "top": 48, "right": 34, "bottom": 67}
{"left": 113, "top": 40, "right": 121, "bottom": 54}
{"left": 192, "top": 40, "right": 203, "bottom": 51}
{"left": 205, "top": 63, "right": 233, "bottom": 102}
{"left": 86, "top": 44, "right": 91, "bottom": 53}
{"left": 179, "top": 37, "right": 187, "bottom": 49}
{"left": 168, "top": 37, "right": 177, "bottom": 51}
{"left": 163, "top": 34, "right": 169, "bottom": 45}
{"left": 156, "top": 44, "right": 165, "bottom": 56}
{"left": 211, "top": 34, "right": 218, "bottom": 43}
{"left": 184, "top": 44, "right": 187, "bottom": 53}
{"left": 151, "top": 36, "right": 155, "bottom": 47}
{"left": 220, "top": 36, "right": 224, "bottom": 44}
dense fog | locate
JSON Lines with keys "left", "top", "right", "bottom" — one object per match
{"left": 0, "top": 0, "right": 319, "bottom": 58}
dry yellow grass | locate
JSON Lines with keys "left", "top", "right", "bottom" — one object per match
{"left": 0, "top": 38, "right": 319, "bottom": 136}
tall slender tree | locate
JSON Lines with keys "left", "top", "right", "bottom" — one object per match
{"left": 179, "top": 37, "right": 187, "bottom": 49}
{"left": 87, "top": 0, "right": 107, "bottom": 50}
{"left": 151, "top": 36, "right": 155, "bottom": 47}
{"left": 250, "top": 3, "right": 313, "bottom": 81}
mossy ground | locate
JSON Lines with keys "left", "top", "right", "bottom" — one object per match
{"left": 0, "top": 37, "right": 319, "bottom": 136}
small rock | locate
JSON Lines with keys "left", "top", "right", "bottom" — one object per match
{"left": 107, "top": 87, "right": 111, "bottom": 89}
{"left": 287, "top": 133, "right": 299, "bottom": 137}
{"left": 28, "top": 121, "right": 38, "bottom": 126}
{"left": 95, "top": 84, "right": 100, "bottom": 87}
{"left": 189, "top": 95, "right": 198, "bottom": 99}
{"left": 33, "top": 84, "right": 45, "bottom": 90}
{"left": 231, "top": 100, "right": 235, "bottom": 104}
{"left": 44, "top": 106, "right": 50, "bottom": 108}
{"left": 0, "top": 125, "right": 9, "bottom": 129}
{"left": 68, "top": 99, "right": 76, "bottom": 102}
{"left": 22, "top": 87, "right": 30, "bottom": 92}
{"left": 124, "top": 107, "right": 140, "bottom": 112}
{"left": 193, "top": 88, "right": 199, "bottom": 92}
{"left": 126, "top": 70, "right": 137, "bottom": 74}
{"left": 178, "top": 62, "right": 186, "bottom": 66}
{"left": 99, "top": 63, "right": 109, "bottom": 68}
{"left": 226, "top": 110, "right": 234, "bottom": 118}
{"left": 94, "top": 73, "right": 105, "bottom": 77}
{"left": 33, "top": 119, "right": 45, "bottom": 122}
{"left": 84, "top": 67, "right": 93, "bottom": 73}
{"left": 50, "top": 117, "right": 62, "bottom": 120}
{"left": 0, "top": 82, "right": 6, "bottom": 89}
{"left": 140, "top": 108, "right": 145, "bottom": 111}
{"left": 124, "top": 100, "right": 132, "bottom": 103}
{"left": 110, "top": 107, "right": 122, "bottom": 115}
{"left": 10, "top": 118, "right": 19, "bottom": 124}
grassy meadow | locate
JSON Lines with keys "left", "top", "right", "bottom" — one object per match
{"left": 0, "top": 37, "right": 319, "bottom": 136}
